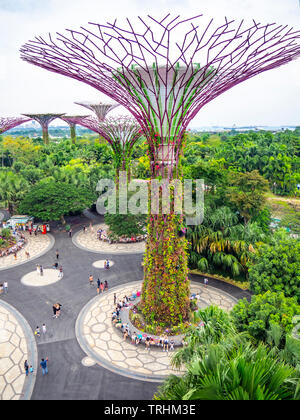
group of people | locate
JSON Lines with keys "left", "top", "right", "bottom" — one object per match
{"left": 111, "top": 290, "right": 176, "bottom": 352}
{"left": 24, "top": 358, "right": 49, "bottom": 376}
{"left": 88, "top": 275, "right": 109, "bottom": 294}
{"left": 0, "top": 233, "right": 26, "bottom": 258}
{"left": 96, "top": 227, "right": 146, "bottom": 244}
{"left": 35, "top": 324, "right": 47, "bottom": 337}
{"left": 113, "top": 318, "right": 176, "bottom": 352}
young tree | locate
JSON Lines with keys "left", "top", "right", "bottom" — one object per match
{"left": 231, "top": 291, "right": 300, "bottom": 344}
{"left": 226, "top": 170, "right": 269, "bottom": 224}
{"left": 18, "top": 180, "right": 94, "bottom": 224}
{"left": 248, "top": 237, "right": 300, "bottom": 302}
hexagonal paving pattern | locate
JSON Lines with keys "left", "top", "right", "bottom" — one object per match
{"left": 73, "top": 223, "right": 145, "bottom": 254}
{"left": 0, "top": 232, "right": 53, "bottom": 270}
{"left": 76, "top": 280, "right": 237, "bottom": 382}
{"left": 0, "top": 301, "right": 37, "bottom": 400}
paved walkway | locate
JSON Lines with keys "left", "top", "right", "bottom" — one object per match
{"left": 76, "top": 281, "right": 237, "bottom": 382}
{"left": 0, "top": 226, "right": 248, "bottom": 400}
{"left": 0, "top": 300, "right": 37, "bottom": 400}
{"left": 0, "top": 233, "right": 54, "bottom": 271}
{"left": 73, "top": 223, "right": 145, "bottom": 254}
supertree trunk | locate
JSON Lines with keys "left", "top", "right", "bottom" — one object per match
{"left": 70, "top": 124, "right": 76, "bottom": 144}
{"left": 141, "top": 213, "right": 190, "bottom": 325}
{"left": 42, "top": 126, "right": 49, "bottom": 145}
{"left": 141, "top": 141, "right": 190, "bottom": 326}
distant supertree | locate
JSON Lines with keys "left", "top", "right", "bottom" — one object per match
{"left": 74, "top": 101, "right": 119, "bottom": 121}
{"left": 60, "top": 115, "right": 89, "bottom": 144}
{"left": 0, "top": 117, "right": 31, "bottom": 134}
{"left": 78, "top": 115, "right": 143, "bottom": 182}
{"left": 22, "top": 113, "right": 65, "bottom": 144}
{"left": 20, "top": 14, "right": 300, "bottom": 325}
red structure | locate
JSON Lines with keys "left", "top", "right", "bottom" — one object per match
{"left": 74, "top": 101, "right": 119, "bottom": 121}
{"left": 22, "top": 113, "right": 65, "bottom": 144}
{"left": 60, "top": 115, "right": 89, "bottom": 144}
{"left": 78, "top": 115, "right": 143, "bottom": 181}
{"left": 0, "top": 117, "right": 31, "bottom": 134}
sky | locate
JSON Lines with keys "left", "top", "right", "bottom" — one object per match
{"left": 0, "top": 0, "right": 299, "bottom": 128}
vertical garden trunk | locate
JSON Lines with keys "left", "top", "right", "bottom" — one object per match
{"left": 42, "top": 126, "right": 49, "bottom": 145}
{"left": 141, "top": 213, "right": 190, "bottom": 326}
{"left": 70, "top": 124, "right": 76, "bottom": 144}
{"left": 140, "top": 142, "right": 190, "bottom": 327}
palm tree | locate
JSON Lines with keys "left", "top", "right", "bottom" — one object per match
{"left": 0, "top": 171, "right": 28, "bottom": 213}
{"left": 155, "top": 331, "right": 299, "bottom": 400}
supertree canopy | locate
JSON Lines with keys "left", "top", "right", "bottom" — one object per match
{"left": 20, "top": 14, "right": 300, "bottom": 326}
{"left": 0, "top": 117, "right": 31, "bottom": 134}
{"left": 60, "top": 115, "right": 89, "bottom": 144}
{"left": 78, "top": 115, "right": 143, "bottom": 181}
{"left": 22, "top": 113, "right": 65, "bottom": 144}
{"left": 74, "top": 101, "right": 119, "bottom": 121}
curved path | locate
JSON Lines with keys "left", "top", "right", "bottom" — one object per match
{"left": 0, "top": 226, "right": 249, "bottom": 400}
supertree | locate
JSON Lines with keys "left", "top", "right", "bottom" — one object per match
{"left": 59, "top": 115, "right": 89, "bottom": 144}
{"left": 0, "top": 117, "right": 31, "bottom": 134}
{"left": 20, "top": 14, "right": 300, "bottom": 326}
{"left": 22, "top": 113, "right": 65, "bottom": 144}
{"left": 74, "top": 101, "right": 119, "bottom": 121}
{"left": 78, "top": 115, "right": 143, "bottom": 182}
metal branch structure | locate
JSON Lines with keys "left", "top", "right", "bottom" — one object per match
{"left": 74, "top": 101, "right": 119, "bottom": 121}
{"left": 20, "top": 14, "right": 300, "bottom": 326}
{"left": 0, "top": 117, "right": 31, "bottom": 134}
{"left": 22, "top": 113, "right": 65, "bottom": 144}
{"left": 60, "top": 115, "right": 89, "bottom": 144}
{"left": 78, "top": 115, "right": 143, "bottom": 180}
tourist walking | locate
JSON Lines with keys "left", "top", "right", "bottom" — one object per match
{"left": 56, "top": 249, "right": 59, "bottom": 260}
{"left": 100, "top": 282, "right": 104, "bottom": 293}
{"left": 52, "top": 304, "right": 57, "bottom": 318}
{"left": 25, "top": 251, "right": 30, "bottom": 259}
{"left": 114, "top": 293, "right": 117, "bottom": 305}
{"left": 40, "top": 358, "right": 48, "bottom": 375}
{"left": 68, "top": 228, "right": 72, "bottom": 238}
{"left": 97, "top": 278, "right": 100, "bottom": 294}
{"left": 163, "top": 336, "right": 169, "bottom": 353}
{"left": 40, "top": 265, "right": 44, "bottom": 276}
{"left": 55, "top": 303, "right": 62, "bottom": 317}
{"left": 83, "top": 225, "right": 87, "bottom": 233}
{"left": 58, "top": 266, "right": 63, "bottom": 279}
{"left": 89, "top": 274, "right": 94, "bottom": 287}
{"left": 204, "top": 277, "right": 208, "bottom": 287}
{"left": 104, "top": 280, "right": 108, "bottom": 291}
{"left": 3, "top": 281, "right": 8, "bottom": 294}
{"left": 24, "top": 360, "right": 29, "bottom": 376}
{"left": 42, "top": 324, "right": 47, "bottom": 335}
{"left": 35, "top": 326, "right": 41, "bottom": 338}
{"left": 36, "top": 264, "right": 40, "bottom": 276}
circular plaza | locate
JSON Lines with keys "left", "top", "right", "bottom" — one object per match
{"left": 0, "top": 300, "right": 37, "bottom": 400}
{"left": 76, "top": 280, "right": 237, "bottom": 382}
{"left": 73, "top": 223, "right": 145, "bottom": 254}
{"left": 0, "top": 232, "right": 54, "bottom": 271}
